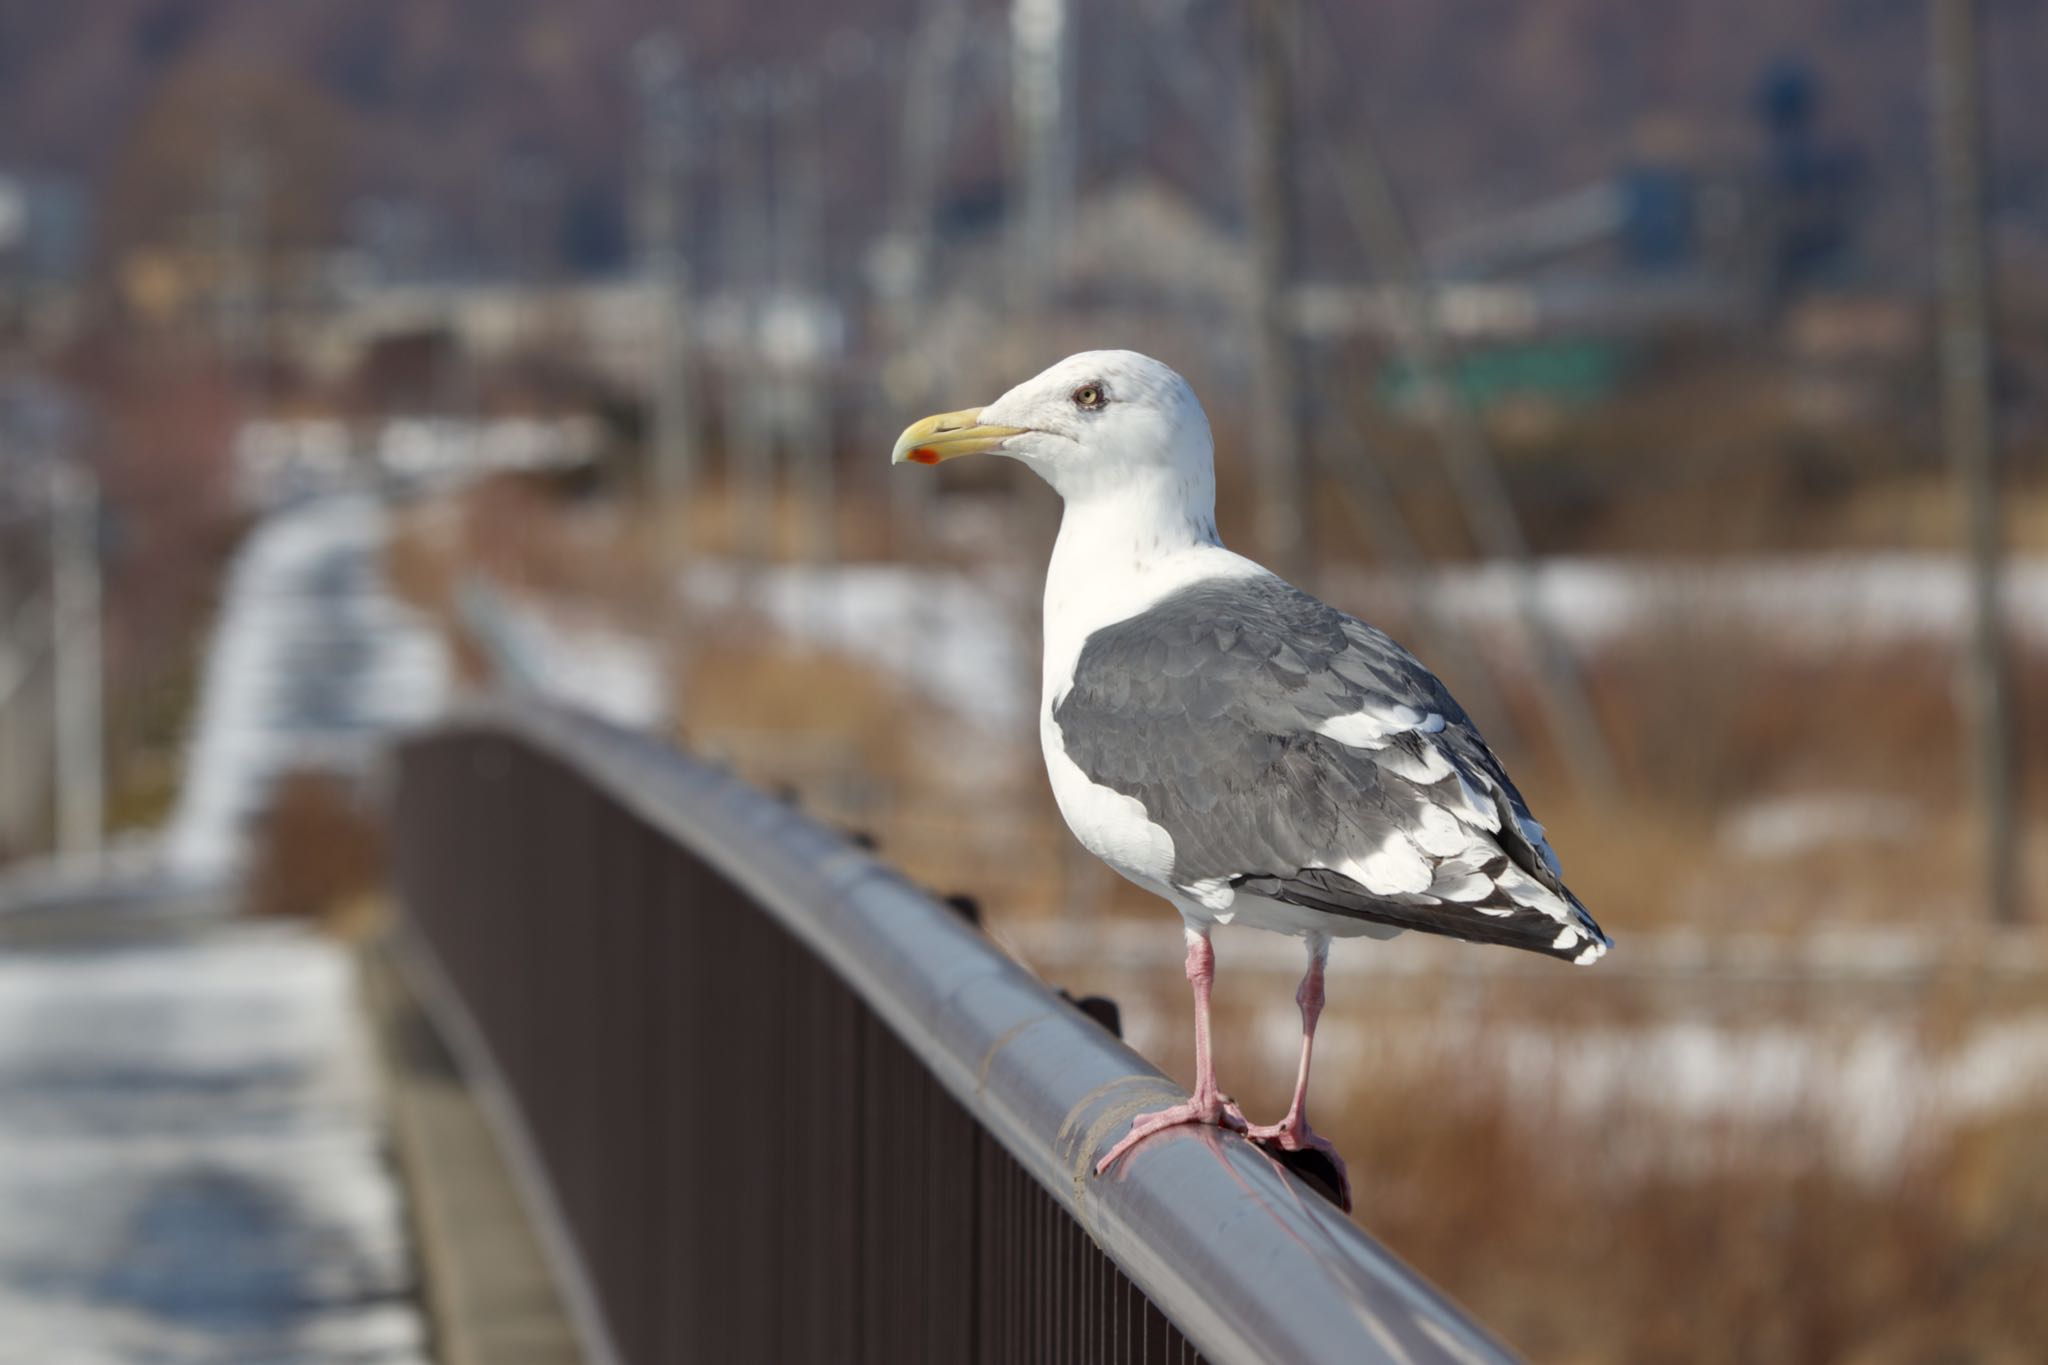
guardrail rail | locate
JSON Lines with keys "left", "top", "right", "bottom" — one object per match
{"left": 387, "top": 698, "right": 1519, "bottom": 1365}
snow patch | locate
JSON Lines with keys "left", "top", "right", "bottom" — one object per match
{"left": 461, "top": 582, "right": 668, "bottom": 729}
{"left": 680, "top": 561, "right": 1031, "bottom": 728}
{"left": 1719, "top": 792, "right": 1921, "bottom": 860}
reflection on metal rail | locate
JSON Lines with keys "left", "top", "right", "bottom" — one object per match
{"left": 388, "top": 696, "right": 1519, "bottom": 1365}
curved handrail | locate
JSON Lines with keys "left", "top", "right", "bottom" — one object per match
{"left": 422, "top": 697, "right": 1519, "bottom": 1365}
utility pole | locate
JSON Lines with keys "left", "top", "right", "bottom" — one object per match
{"left": 49, "top": 462, "right": 101, "bottom": 860}
{"left": 1292, "top": 0, "right": 1619, "bottom": 800}
{"left": 895, "top": 1, "right": 966, "bottom": 318}
{"left": 885, "top": 0, "right": 970, "bottom": 553}
{"left": 633, "top": 33, "right": 699, "bottom": 565}
{"left": 1010, "top": 0, "right": 1075, "bottom": 305}
{"left": 1245, "top": 0, "right": 1312, "bottom": 583}
{"left": 723, "top": 77, "right": 778, "bottom": 562}
{"left": 776, "top": 80, "right": 837, "bottom": 565}
{"left": 1933, "top": 0, "right": 2017, "bottom": 922}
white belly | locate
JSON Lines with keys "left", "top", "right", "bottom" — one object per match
{"left": 1039, "top": 710, "right": 1176, "bottom": 892}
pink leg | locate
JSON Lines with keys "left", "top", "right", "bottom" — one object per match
{"left": 1095, "top": 928, "right": 1246, "bottom": 1175}
{"left": 1247, "top": 938, "right": 1348, "bottom": 1196}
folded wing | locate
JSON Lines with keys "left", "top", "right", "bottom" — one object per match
{"left": 1051, "top": 573, "right": 1610, "bottom": 963}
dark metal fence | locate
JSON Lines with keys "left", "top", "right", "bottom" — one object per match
{"left": 387, "top": 699, "right": 1518, "bottom": 1365}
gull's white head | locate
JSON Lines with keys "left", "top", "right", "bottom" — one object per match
{"left": 891, "top": 350, "right": 1216, "bottom": 515}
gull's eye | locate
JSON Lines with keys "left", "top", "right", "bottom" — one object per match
{"left": 1071, "top": 383, "right": 1105, "bottom": 410}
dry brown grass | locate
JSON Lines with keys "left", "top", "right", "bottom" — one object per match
{"left": 672, "top": 624, "right": 1078, "bottom": 917}
{"left": 1346, "top": 1054, "right": 2048, "bottom": 1365}
{"left": 1045, "top": 949, "right": 2048, "bottom": 1365}
{"left": 246, "top": 769, "right": 387, "bottom": 930}
{"left": 1457, "top": 627, "right": 2048, "bottom": 935}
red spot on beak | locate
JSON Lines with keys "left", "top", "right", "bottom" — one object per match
{"left": 907, "top": 448, "right": 941, "bottom": 465}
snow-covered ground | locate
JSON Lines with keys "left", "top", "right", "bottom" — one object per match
{"left": 672, "top": 553, "right": 2048, "bottom": 737}
{"left": 459, "top": 580, "right": 669, "bottom": 730}
{"left": 680, "top": 560, "right": 1034, "bottom": 727}
{"left": 160, "top": 494, "right": 450, "bottom": 884}
{"left": 0, "top": 920, "right": 427, "bottom": 1364}
{"left": 1337, "top": 552, "right": 2048, "bottom": 651}
{"left": 1490, "top": 1012, "right": 2048, "bottom": 1178}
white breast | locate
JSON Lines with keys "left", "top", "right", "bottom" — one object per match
{"left": 1039, "top": 538, "right": 1263, "bottom": 706}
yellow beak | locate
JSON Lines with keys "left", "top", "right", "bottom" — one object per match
{"left": 890, "top": 408, "right": 1028, "bottom": 466}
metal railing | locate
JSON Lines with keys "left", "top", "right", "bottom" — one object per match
{"left": 387, "top": 697, "right": 1518, "bottom": 1365}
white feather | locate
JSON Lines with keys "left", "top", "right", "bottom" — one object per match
{"left": 1334, "top": 834, "right": 1433, "bottom": 895}
{"left": 1315, "top": 705, "right": 1443, "bottom": 750}
{"left": 1412, "top": 803, "right": 1469, "bottom": 857}
{"left": 1375, "top": 742, "right": 1454, "bottom": 786}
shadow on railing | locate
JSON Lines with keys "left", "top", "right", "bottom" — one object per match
{"left": 386, "top": 697, "right": 1519, "bottom": 1365}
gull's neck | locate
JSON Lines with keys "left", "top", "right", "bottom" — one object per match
{"left": 1039, "top": 467, "right": 1255, "bottom": 705}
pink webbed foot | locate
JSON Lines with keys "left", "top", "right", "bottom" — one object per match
{"left": 1247, "top": 1115, "right": 1352, "bottom": 1210}
{"left": 1094, "top": 1094, "right": 1247, "bottom": 1175}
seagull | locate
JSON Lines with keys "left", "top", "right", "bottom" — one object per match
{"left": 892, "top": 351, "right": 1610, "bottom": 1207}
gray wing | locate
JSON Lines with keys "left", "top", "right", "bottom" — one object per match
{"left": 1052, "top": 573, "right": 1609, "bottom": 963}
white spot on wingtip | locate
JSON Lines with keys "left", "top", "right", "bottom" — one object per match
{"left": 1550, "top": 925, "right": 1580, "bottom": 950}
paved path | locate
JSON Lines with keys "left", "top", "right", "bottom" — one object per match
{"left": 0, "top": 915, "right": 428, "bottom": 1364}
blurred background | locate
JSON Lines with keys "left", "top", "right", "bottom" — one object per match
{"left": 1, "top": 0, "right": 2045, "bottom": 1360}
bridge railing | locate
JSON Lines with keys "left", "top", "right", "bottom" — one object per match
{"left": 386, "top": 697, "right": 1518, "bottom": 1365}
